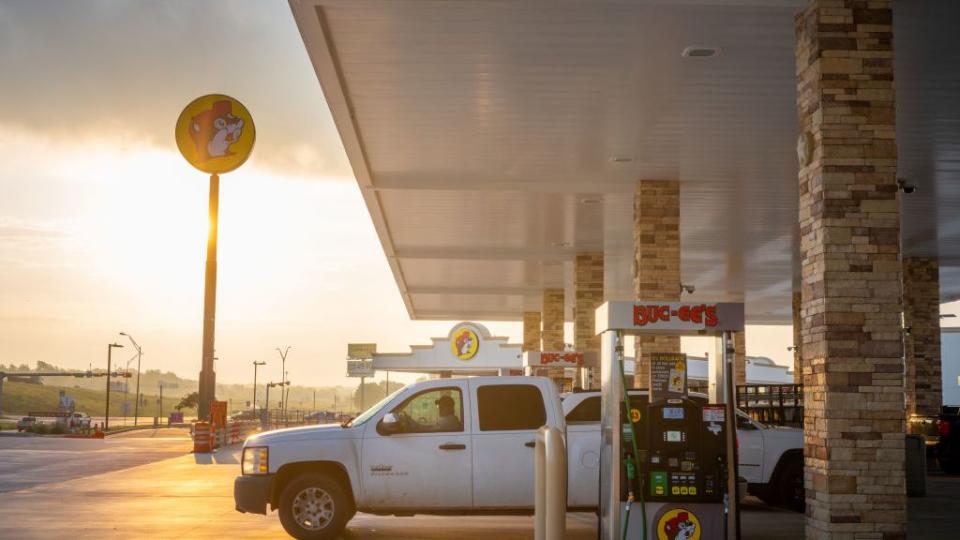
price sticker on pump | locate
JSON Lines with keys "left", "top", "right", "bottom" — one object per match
{"left": 702, "top": 406, "right": 725, "bottom": 423}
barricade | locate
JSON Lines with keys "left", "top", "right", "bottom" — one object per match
{"left": 230, "top": 422, "right": 241, "bottom": 444}
{"left": 193, "top": 421, "right": 212, "bottom": 453}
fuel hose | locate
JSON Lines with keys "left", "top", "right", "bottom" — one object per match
{"left": 618, "top": 344, "right": 647, "bottom": 540}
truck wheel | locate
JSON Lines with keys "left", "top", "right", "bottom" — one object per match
{"left": 777, "top": 458, "right": 805, "bottom": 512}
{"left": 278, "top": 473, "right": 350, "bottom": 540}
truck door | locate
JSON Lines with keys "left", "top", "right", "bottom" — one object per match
{"left": 735, "top": 410, "right": 764, "bottom": 483}
{"left": 361, "top": 382, "right": 473, "bottom": 509}
{"left": 469, "top": 379, "right": 550, "bottom": 508}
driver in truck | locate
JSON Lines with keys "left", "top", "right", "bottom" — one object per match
{"left": 435, "top": 394, "right": 460, "bottom": 431}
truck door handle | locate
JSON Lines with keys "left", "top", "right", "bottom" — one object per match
{"left": 439, "top": 443, "right": 466, "bottom": 450}
{"left": 525, "top": 441, "right": 536, "bottom": 448}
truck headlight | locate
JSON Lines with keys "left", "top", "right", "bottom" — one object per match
{"left": 242, "top": 447, "right": 269, "bottom": 475}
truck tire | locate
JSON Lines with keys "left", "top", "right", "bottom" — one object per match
{"left": 777, "top": 457, "right": 805, "bottom": 513}
{"left": 278, "top": 473, "right": 350, "bottom": 540}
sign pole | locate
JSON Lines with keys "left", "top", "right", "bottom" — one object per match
{"left": 198, "top": 173, "right": 219, "bottom": 420}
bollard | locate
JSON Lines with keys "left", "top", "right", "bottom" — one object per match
{"left": 534, "top": 425, "right": 566, "bottom": 540}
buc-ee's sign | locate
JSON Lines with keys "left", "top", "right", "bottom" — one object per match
{"left": 634, "top": 304, "right": 718, "bottom": 327}
{"left": 524, "top": 351, "right": 599, "bottom": 369}
{"left": 595, "top": 301, "right": 745, "bottom": 334}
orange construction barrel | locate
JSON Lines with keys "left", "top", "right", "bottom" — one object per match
{"left": 193, "top": 421, "right": 212, "bottom": 453}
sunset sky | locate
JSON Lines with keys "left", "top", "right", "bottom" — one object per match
{"left": 2, "top": 1, "right": 954, "bottom": 389}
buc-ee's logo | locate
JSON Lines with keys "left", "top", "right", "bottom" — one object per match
{"left": 633, "top": 304, "right": 718, "bottom": 327}
{"left": 541, "top": 353, "right": 585, "bottom": 366}
{"left": 657, "top": 508, "right": 701, "bottom": 540}
{"left": 451, "top": 328, "right": 479, "bottom": 360}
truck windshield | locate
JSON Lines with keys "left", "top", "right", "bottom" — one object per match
{"left": 343, "top": 387, "right": 405, "bottom": 428}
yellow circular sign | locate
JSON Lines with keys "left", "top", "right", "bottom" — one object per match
{"left": 630, "top": 408, "right": 642, "bottom": 423}
{"left": 451, "top": 328, "right": 479, "bottom": 360}
{"left": 175, "top": 94, "right": 255, "bottom": 174}
{"left": 657, "top": 508, "right": 701, "bottom": 540}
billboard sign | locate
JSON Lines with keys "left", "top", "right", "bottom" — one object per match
{"left": 347, "top": 360, "right": 375, "bottom": 378}
{"left": 347, "top": 343, "right": 377, "bottom": 360}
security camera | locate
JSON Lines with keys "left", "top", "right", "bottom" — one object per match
{"left": 897, "top": 179, "right": 916, "bottom": 194}
{"left": 680, "top": 283, "right": 695, "bottom": 295}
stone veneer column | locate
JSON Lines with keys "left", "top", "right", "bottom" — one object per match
{"left": 734, "top": 331, "right": 747, "bottom": 386}
{"left": 541, "top": 289, "right": 566, "bottom": 383}
{"left": 793, "top": 291, "right": 803, "bottom": 384}
{"left": 633, "top": 180, "right": 681, "bottom": 389}
{"left": 575, "top": 252, "right": 604, "bottom": 389}
{"left": 522, "top": 311, "right": 542, "bottom": 354}
{"left": 796, "top": 1, "right": 905, "bottom": 537}
{"left": 903, "top": 256, "right": 941, "bottom": 418}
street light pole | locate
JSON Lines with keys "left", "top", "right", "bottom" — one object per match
{"left": 105, "top": 343, "right": 124, "bottom": 431}
{"left": 252, "top": 361, "right": 265, "bottom": 412}
{"left": 276, "top": 346, "right": 290, "bottom": 416}
{"left": 120, "top": 332, "right": 142, "bottom": 425}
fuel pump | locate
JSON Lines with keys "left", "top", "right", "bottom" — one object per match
{"left": 596, "top": 301, "right": 744, "bottom": 540}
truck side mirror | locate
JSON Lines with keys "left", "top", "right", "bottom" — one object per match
{"left": 378, "top": 413, "right": 401, "bottom": 436}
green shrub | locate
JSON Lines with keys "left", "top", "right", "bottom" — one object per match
{"left": 49, "top": 423, "right": 66, "bottom": 435}
{"left": 29, "top": 423, "right": 50, "bottom": 435}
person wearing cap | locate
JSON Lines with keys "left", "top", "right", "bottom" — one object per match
{"left": 435, "top": 395, "right": 461, "bottom": 431}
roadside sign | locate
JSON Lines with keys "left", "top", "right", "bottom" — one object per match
{"left": 175, "top": 94, "right": 255, "bottom": 174}
{"left": 347, "top": 360, "right": 375, "bottom": 378}
{"left": 347, "top": 343, "right": 377, "bottom": 359}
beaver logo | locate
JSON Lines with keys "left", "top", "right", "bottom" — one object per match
{"left": 175, "top": 94, "right": 255, "bottom": 174}
{"left": 189, "top": 99, "right": 245, "bottom": 162}
{"left": 451, "top": 328, "right": 479, "bottom": 360}
{"left": 657, "top": 508, "right": 700, "bottom": 540}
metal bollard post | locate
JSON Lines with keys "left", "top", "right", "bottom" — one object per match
{"left": 534, "top": 426, "right": 566, "bottom": 540}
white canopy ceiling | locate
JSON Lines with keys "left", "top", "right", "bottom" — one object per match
{"left": 291, "top": 0, "right": 960, "bottom": 324}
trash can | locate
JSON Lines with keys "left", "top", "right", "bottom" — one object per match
{"left": 905, "top": 434, "right": 926, "bottom": 497}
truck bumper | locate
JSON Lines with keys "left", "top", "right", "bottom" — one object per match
{"left": 234, "top": 475, "right": 273, "bottom": 515}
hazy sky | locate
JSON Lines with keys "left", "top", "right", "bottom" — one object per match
{"left": 2, "top": 1, "right": 954, "bottom": 389}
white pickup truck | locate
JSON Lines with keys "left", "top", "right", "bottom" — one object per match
{"left": 234, "top": 376, "right": 803, "bottom": 539}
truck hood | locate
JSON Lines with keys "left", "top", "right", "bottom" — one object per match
{"left": 245, "top": 423, "right": 357, "bottom": 446}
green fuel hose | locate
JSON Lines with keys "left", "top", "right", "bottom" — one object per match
{"left": 618, "top": 345, "right": 647, "bottom": 540}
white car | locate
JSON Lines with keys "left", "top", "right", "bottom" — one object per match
{"left": 561, "top": 389, "right": 805, "bottom": 512}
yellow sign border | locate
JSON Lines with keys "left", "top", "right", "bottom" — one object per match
{"left": 175, "top": 93, "right": 255, "bottom": 174}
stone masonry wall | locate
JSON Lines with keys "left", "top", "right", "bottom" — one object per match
{"left": 542, "top": 288, "right": 566, "bottom": 382}
{"left": 522, "top": 311, "right": 541, "bottom": 353}
{"left": 796, "top": 1, "right": 905, "bottom": 537}
{"left": 575, "top": 252, "right": 604, "bottom": 389}
{"left": 903, "top": 256, "right": 941, "bottom": 418}
{"left": 793, "top": 291, "right": 803, "bottom": 384}
{"left": 633, "top": 180, "right": 681, "bottom": 389}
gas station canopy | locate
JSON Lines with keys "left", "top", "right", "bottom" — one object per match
{"left": 291, "top": 0, "right": 960, "bottom": 324}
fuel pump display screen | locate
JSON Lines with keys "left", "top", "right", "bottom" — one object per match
{"left": 662, "top": 407, "right": 684, "bottom": 420}
{"left": 665, "top": 430, "right": 683, "bottom": 442}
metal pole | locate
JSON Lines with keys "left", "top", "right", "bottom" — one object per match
{"left": 0, "top": 374, "right": 5, "bottom": 417}
{"left": 105, "top": 344, "right": 126, "bottom": 430}
{"left": 159, "top": 382, "right": 164, "bottom": 422}
{"left": 198, "top": 173, "right": 220, "bottom": 421}
{"left": 722, "top": 331, "right": 742, "bottom": 540}
{"left": 385, "top": 371, "right": 389, "bottom": 398}
{"left": 134, "top": 344, "right": 142, "bottom": 425}
{"left": 360, "top": 376, "right": 365, "bottom": 412}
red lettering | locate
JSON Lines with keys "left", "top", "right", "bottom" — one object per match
{"left": 704, "top": 306, "right": 719, "bottom": 327}
{"left": 658, "top": 305, "right": 670, "bottom": 322}
{"left": 690, "top": 305, "right": 703, "bottom": 324}
{"left": 633, "top": 305, "right": 647, "bottom": 326}
{"left": 678, "top": 305, "right": 690, "bottom": 322}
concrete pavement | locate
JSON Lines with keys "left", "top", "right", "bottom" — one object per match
{"left": 0, "top": 433, "right": 957, "bottom": 539}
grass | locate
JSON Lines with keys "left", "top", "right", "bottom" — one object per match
{"left": 0, "top": 380, "right": 194, "bottom": 419}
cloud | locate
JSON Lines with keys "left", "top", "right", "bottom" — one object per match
{"left": 0, "top": 0, "right": 351, "bottom": 178}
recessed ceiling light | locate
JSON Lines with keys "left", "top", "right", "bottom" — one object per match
{"left": 682, "top": 46, "right": 721, "bottom": 58}
{"left": 610, "top": 156, "right": 634, "bottom": 163}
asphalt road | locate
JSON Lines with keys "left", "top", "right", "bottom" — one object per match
{"left": 0, "top": 427, "right": 191, "bottom": 492}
